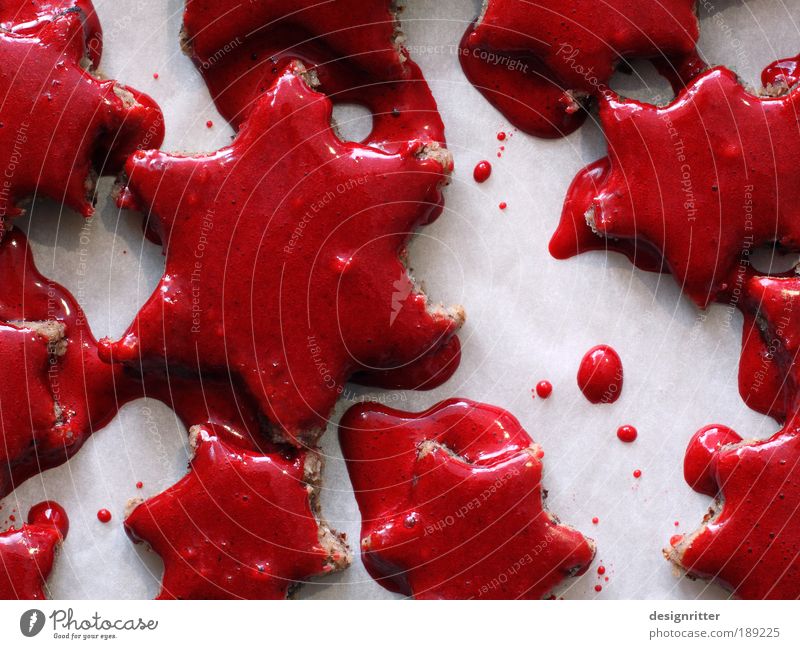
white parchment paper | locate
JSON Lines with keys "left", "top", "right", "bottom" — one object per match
{"left": 2, "top": 0, "right": 799, "bottom": 600}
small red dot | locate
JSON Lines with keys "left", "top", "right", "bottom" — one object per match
{"left": 153, "top": 73, "right": 159, "bottom": 79}
{"left": 674, "top": 520, "right": 679, "bottom": 527}
{"left": 136, "top": 482, "right": 143, "bottom": 489}
{"left": 499, "top": 202, "right": 507, "bottom": 210}
{"left": 592, "top": 517, "right": 599, "bottom": 525}
{"left": 594, "top": 585, "right": 602, "bottom": 592}
{"left": 473, "top": 160, "right": 492, "bottom": 183}
{"left": 616, "top": 425, "right": 638, "bottom": 443}
{"left": 97, "top": 509, "right": 112, "bottom": 523}
{"left": 633, "top": 469, "right": 642, "bottom": 479}
{"left": 206, "top": 120, "right": 214, "bottom": 128}
{"left": 597, "top": 565, "right": 606, "bottom": 575}
{"left": 497, "top": 131, "right": 506, "bottom": 141}
{"left": 535, "top": 380, "right": 553, "bottom": 398}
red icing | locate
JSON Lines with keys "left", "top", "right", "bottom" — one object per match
{"left": 181, "top": 0, "right": 444, "bottom": 154}
{"left": 676, "top": 420, "right": 800, "bottom": 598}
{"left": 0, "top": 501, "right": 67, "bottom": 599}
{"left": 762, "top": 54, "right": 800, "bottom": 91}
{"left": 577, "top": 345, "right": 623, "bottom": 404}
{"left": 499, "top": 202, "right": 507, "bottom": 210}
{"left": 136, "top": 481, "right": 143, "bottom": 489}
{"left": 473, "top": 160, "right": 492, "bottom": 183}
{"left": 597, "top": 565, "right": 605, "bottom": 576}
{"left": 125, "top": 427, "right": 349, "bottom": 599}
{"left": 339, "top": 398, "right": 596, "bottom": 599}
{"left": 0, "top": 0, "right": 163, "bottom": 234}
{"left": 684, "top": 425, "right": 742, "bottom": 497}
{"left": 0, "top": 228, "right": 274, "bottom": 495}
{"left": 96, "top": 509, "right": 111, "bottom": 524}
{"left": 594, "top": 584, "right": 602, "bottom": 592}
{"left": 592, "top": 517, "right": 599, "bottom": 525}
{"left": 497, "top": 132, "right": 506, "bottom": 141}
{"left": 459, "top": 0, "right": 700, "bottom": 138}
{"left": 616, "top": 425, "right": 637, "bottom": 443}
{"left": 551, "top": 66, "right": 800, "bottom": 307}
{"left": 632, "top": 469, "right": 642, "bottom": 479}
{"left": 536, "top": 380, "right": 553, "bottom": 399}
{"left": 102, "top": 65, "right": 461, "bottom": 446}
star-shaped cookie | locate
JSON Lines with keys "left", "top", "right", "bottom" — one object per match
{"left": 339, "top": 398, "right": 596, "bottom": 599}
{"left": 0, "top": 0, "right": 163, "bottom": 235}
{"left": 551, "top": 66, "right": 800, "bottom": 306}
{"left": 182, "top": 0, "right": 444, "bottom": 152}
{"left": 125, "top": 426, "right": 350, "bottom": 599}
{"left": 671, "top": 420, "right": 800, "bottom": 598}
{"left": 0, "top": 227, "right": 278, "bottom": 496}
{"left": 0, "top": 501, "right": 68, "bottom": 600}
{"left": 101, "top": 63, "right": 462, "bottom": 446}
{"left": 460, "top": 0, "right": 701, "bottom": 138}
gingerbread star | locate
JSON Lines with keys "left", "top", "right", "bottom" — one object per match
{"left": 0, "top": 227, "right": 277, "bottom": 496}
{"left": 125, "top": 426, "right": 350, "bottom": 599}
{"left": 459, "top": 0, "right": 701, "bottom": 138}
{"left": 551, "top": 66, "right": 800, "bottom": 306}
{"left": 671, "top": 420, "right": 800, "bottom": 599}
{"left": 182, "top": 0, "right": 444, "bottom": 152}
{"left": 0, "top": 501, "right": 68, "bottom": 600}
{"left": 339, "top": 398, "right": 596, "bottom": 599}
{"left": 0, "top": 0, "right": 163, "bottom": 235}
{"left": 101, "top": 63, "right": 462, "bottom": 446}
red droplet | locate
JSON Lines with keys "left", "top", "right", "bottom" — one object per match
{"left": 616, "top": 425, "right": 638, "bottom": 443}
{"left": 594, "top": 584, "right": 603, "bottom": 592}
{"left": 499, "top": 202, "right": 507, "bottom": 210}
{"left": 153, "top": 72, "right": 159, "bottom": 79}
{"left": 597, "top": 565, "right": 606, "bottom": 575}
{"left": 535, "top": 380, "right": 553, "bottom": 398}
{"left": 473, "top": 160, "right": 492, "bottom": 183}
{"left": 206, "top": 120, "right": 214, "bottom": 128}
{"left": 684, "top": 424, "right": 742, "bottom": 497}
{"left": 674, "top": 520, "right": 679, "bottom": 527}
{"left": 670, "top": 534, "right": 684, "bottom": 547}
{"left": 28, "top": 501, "right": 69, "bottom": 538}
{"left": 592, "top": 517, "right": 599, "bottom": 524}
{"left": 633, "top": 469, "right": 642, "bottom": 479}
{"left": 136, "top": 481, "right": 144, "bottom": 489}
{"left": 9, "top": 514, "right": 15, "bottom": 522}
{"left": 577, "top": 344, "right": 623, "bottom": 404}
{"left": 97, "top": 509, "right": 112, "bottom": 523}
{"left": 497, "top": 131, "right": 507, "bottom": 141}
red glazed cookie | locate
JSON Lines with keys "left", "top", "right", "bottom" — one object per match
{"left": 737, "top": 272, "right": 800, "bottom": 423}
{"left": 101, "top": 64, "right": 463, "bottom": 446}
{"left": 182, "top": 0, "right": 444, "bottom": 151}
{"left": 339, "top": 398, "right": 596, "bottom": 599}
{"left": 670, "top": 420, "right": 800, "bottom": 599}
{"left": 459, "top": 0, "right": 701, "bottom": 138}
{"left": 550, "top": 65, "right": 800, "bottom": 306}
{"left": 0, "top": 501, "right": 68, "bottom": 600}
{"left": 0, "top": 227, "right": 276, "bottom": 496}
{"left": 0, "top": 0, "right": 163, "bottom": 236}
{"left": 125, "top": 426, "right": 350, "bottom": 599}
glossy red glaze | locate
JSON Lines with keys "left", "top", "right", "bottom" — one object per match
{"left": 473, "top": 160, "right": 492, "bottom": 183}
{"left": 737, "top": 273, "right": 800, "bottom": 423}
{"left": 459, "top": 0, "right": 700, "bottom": 138}
{"left": 96, "top": 509, "right": 111, "bottom": 524}
{"left": 632, "top": 469, "right": 642, "bottom": 479}
{"left": 182, "top": 0, "right": 444, "bottom": 154}
{"left": 684, "top": 424, "right": 743, "bottom": 497}
{"left": 125, "top": 427, "right": 349, "bottom": 599}
{"left": 551, "top": 66, "right": 800, "bottom": 307}
{"left": 27, "top": 501, "right": 69, "bottom": 538}
{"left": 0, "top": 501, "right": 67, "bottom": 599}
{"left": 102, "top": 65, "right": 461, "bottom": 446}
{"left": 0, "top": 0, "right": 163, "bottom": 234}
{"left": 577, "top": 345, "right": 623, "bottom": 404}
{"left": 762, "top": 54, "right": 800, "bottom": 90}
{"left": 616, "top": 425, "right": 637, "bottom": 443}
{"left": 0, "top": 228, "right": 275, "bottom": 495}
{"left": 676, "top": 421, "right": 800, "bottom": 598}
{"left": 536, "top": 380, "right": 553, "bottom": 399}
{"left": 339, "top": 398, "right": 596, "bottom": 599}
